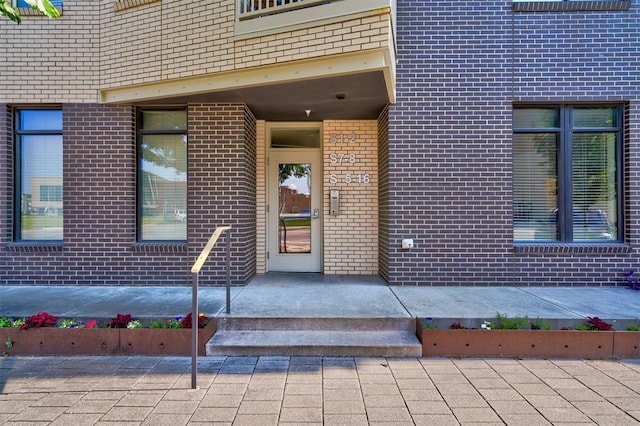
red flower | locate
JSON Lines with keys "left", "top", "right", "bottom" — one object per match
{"left": 108, "top": 314, "right": 132, "bottom": 328}
{"left": 20, "top": 312, "right": 59, "bottom": 330}
{"left": 586, "top": 316, "right": 613, "bottom": 331}
{"left": 181, "top": 313, "right": 208, "bottom": 329}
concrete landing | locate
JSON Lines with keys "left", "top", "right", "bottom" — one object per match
{"left": 4, "top": 273, "right": 640, "bottom": 356}
{"left": 3, "top": 274, "right": 640, "bottom": 323}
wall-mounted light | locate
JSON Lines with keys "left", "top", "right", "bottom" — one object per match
{"left": 305, "top": 109, "right": 311, "bottom": 117}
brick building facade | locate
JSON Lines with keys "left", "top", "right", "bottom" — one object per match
{"left": 0, "top": 0, "right": 638, "bottom": 286}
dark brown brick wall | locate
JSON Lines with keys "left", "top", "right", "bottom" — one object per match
{"left": 388, "top": 1, "right": 514, "bottom": 286}
{"left": 0, "top": 104, "right": 11, "bottom": 248}
{"left": 187, "top": 104, "right": 256, "bottom": 286}
{"left": 387, "top": 0, "right": 639, "bottom": 286}
{"left": 378, "top": 106, "right": 390, "bottom": 283}
{"left": 0, "top": 103, "right": 256, "bottom": 286}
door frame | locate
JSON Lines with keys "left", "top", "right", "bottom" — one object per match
{"left": 267, "top": 122, "right": 323, "bottom": 272}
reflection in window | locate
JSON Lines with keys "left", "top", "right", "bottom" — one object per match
{"left": 138, "top": 110, "right": 187, "bottom": 241}
{"left": 513, "top": 132, "right": 558, "bottom": 241}
{"left": 278, "top": 163, "right": 311, "bottom": 253}
{"left": 15, "top": 0, "right": 63, "bottom": 7}
{"left": 15, "top": 109, "right": 63, "bottom": 241}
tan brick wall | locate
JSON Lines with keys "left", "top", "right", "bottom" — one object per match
{"left": 100, "top": 0, "right": 164, "bottom": 88}
{"left": 102, "top": 1, "right": 390, "bottom": 87}
{"left": 0, "top": 1, "right": 99, "bottom": 103}
{"left": 1, "top": 1, "right": 391, "bottom": 101}
{"left": 323, "top": 121, "right": 378, "bottom": 275}
{"left": 161, "top": 0, "right": 236, "bottom": 79}
{"left": 234, "top": 14, "right": 390, "bottom": 68}
{"left": 255, "top": 120, "right": 267, "bottom": 274}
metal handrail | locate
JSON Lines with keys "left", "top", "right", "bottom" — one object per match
{"left": 190, "top": 225, "right": 232, "bottom": 389}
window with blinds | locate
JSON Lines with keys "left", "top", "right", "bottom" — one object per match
{"left": 15, "top": 108, "right": 63, "bottom": 241}
{"left": 513, "top": 105, "right": 621, "bottom": 243}
{"left": 137, "top": 109, "right": 188, "bottom": 241}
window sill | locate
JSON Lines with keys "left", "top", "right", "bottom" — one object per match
{"left": 514, "top": 242, "right": 632, "bottom": 254}
{"left": 6, "top": 242, "right": 63, "bottom": 252}
{"left": 131, "top": 242, "right": 187, "bottom": 253}
{"left": 113, "top": 0, "right": 159, "bottom": 13}
{"left": 513, "top": 1, "right": 631, "bottom": 12}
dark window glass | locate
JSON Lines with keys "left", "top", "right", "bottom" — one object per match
{"left": 513, "top": 108, "right": 559, "bottom": 129}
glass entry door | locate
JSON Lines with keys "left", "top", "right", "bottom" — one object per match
{"left": 268, "top": 148, "right": 322, "bottom": 272}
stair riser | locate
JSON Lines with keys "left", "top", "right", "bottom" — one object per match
{"left": 216, "top": 317, "right": 416, "bottom": 332}
{"left": 207, "top": 345, "right": 422, "bottom": 357}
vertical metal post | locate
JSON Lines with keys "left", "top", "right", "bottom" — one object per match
{"left": 226, "top": 231, "right": 231, "bottom": 315}
{"left": 191, "top": 273, "right": 198, "bottom": 389}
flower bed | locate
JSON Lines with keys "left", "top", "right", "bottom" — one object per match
{"left": 1, "top": 312, "right": 216, "bottom": 356}
{"left": 416, "top": 315, "right": 640, "bottom": 359}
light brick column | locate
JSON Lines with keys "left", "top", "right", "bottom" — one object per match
{"left": 323, "top": 120, "right": 378, "bottom": 274}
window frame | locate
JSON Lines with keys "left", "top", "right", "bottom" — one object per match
{"left": 13, "top": 107, "right": 64, "bottom": 243}
{"left": 513, "top": 104, "right": 624, "bottom": 244}
{"left": 136, "top": 107, "right": 188, "bottom": 243}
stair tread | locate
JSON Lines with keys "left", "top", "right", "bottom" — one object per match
{"left": 216, "top": 316, "right": 416, "bottom": 331}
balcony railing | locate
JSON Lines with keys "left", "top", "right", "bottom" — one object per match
{"left": 236, "top": 0, "right": 395, "bottom": 40}
{"left": 238, "top": 0, "right": 333, "bottom": 21}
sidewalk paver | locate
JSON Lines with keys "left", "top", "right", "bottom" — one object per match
{"left": 3, "top": 356, "right": 640, "bottom": 425}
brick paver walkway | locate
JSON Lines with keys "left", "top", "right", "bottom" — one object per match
{"left": 2, "top": 356, "right": 640, "bottom": 425}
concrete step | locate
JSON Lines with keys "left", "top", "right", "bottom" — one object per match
{"left": 205, "top": 317, "right": 422, "bottom": 357}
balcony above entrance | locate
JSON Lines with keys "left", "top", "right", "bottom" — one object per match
{"left": 236, "top": 0, "right": 397, "bottom": 41}
{"left": 99, "top": 0, "right": 396, "bottom": 121}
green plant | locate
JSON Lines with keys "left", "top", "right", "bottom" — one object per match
{"left": 126, "top": 320, "right": 143, "bottom": 329}
{"left": 11, "top": 318, "right": 25, "bottom": 328}
{"left": 627, "top": 324, "right": 640, "bottom": 331}
{"left": 0, "top": 316, "right": 24, "bottom": 328}
{"left": 480, "top": 320, "right": 495, "bottom": 330}
{"left": 0, "top": 0, "right": 60, "bottom": 24}
{"left": 0, "top": 316, "right": 11, "bottom": 328}
{"left": 150, "top": 319, "right": 182, "bottom": 329}
{"left": 496, "top": 312, "right": 530, "bottom": 330}
{"left": 2, "top": 338, "right": 12, "bottom": 356}
{"left": 530, "top": 318, "right": 552, "bottom": 330}
{"left": 421, "top": 317, "right": 437, "bottom": 329}
{"left": 57, "top": 318, "right": 79, "bottom": 328}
